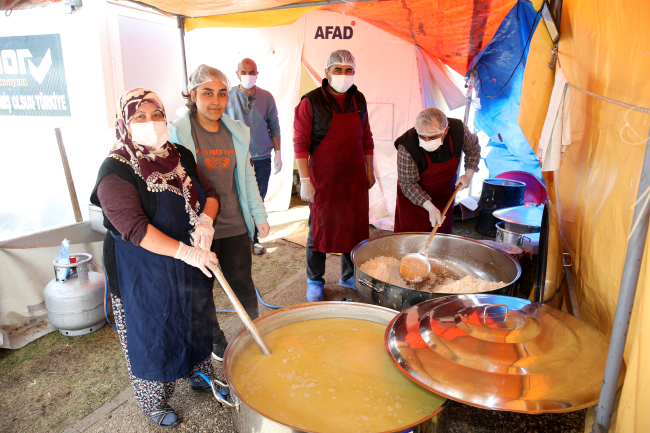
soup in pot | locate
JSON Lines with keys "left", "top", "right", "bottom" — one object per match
{"left": 231, "top": 318, "right": 445, "bottom": 433}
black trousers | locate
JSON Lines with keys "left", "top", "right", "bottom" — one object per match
{"left": 210, "top": 232, "right": 258, "bottom": 347}
{"left": 306, "top": 214, "right": 354, "bottom": 283}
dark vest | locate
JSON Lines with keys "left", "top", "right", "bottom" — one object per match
{"left": 89, "top": 144, "right": 199, "bottom": 298}
{"left": 302, "top": 78, "right": 368, "bottom": 155}
{"left": 394, "top": 118, "right": 465, "bottom": 174}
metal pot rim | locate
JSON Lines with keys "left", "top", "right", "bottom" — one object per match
{"left": 351, "top": 232, "right": 522, "bottom": 293}
{"left": 222, "top": 301, "right": 447, "bottom": 433}
{"left": 482, "top": 178, "right": 527, "bottom": 187}
{"left": 495, "top": 221, "right": 535, "bottom": 236}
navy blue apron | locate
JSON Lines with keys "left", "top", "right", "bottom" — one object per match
{"left": 112, "top": 175, "right": 214, "bottom": 382}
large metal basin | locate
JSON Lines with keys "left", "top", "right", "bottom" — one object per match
{"left": 223, "top": 302, "right": 447, "bottom": 433}
{"left": 351, "top": 233, "right": 522, "bottom": 311}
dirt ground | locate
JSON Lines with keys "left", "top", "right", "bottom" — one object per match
{"left": 0, "top": 197, "right": 314, "bottom": 433}
{"left": 0, "top": 325, "right": 128, "bottom": 433}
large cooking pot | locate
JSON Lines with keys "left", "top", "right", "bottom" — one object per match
{"left": 222, "top": 302, "right": 447, "bottom": 433}
{"left": 351, "top": 233, "right": 521, "bottom": 311}
{"left": 495, "top": 221, "right": 538, "bottom": 249}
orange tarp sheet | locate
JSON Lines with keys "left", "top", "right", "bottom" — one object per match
{"left": 175, "top": 0, "right": 517, "bottom": 75}
{"left": 321, "top": 0, "right": 516, "bottom": 74}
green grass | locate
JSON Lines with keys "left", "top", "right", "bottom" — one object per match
{"left": 0, "top": 324, "right": 129, "bottom": 433}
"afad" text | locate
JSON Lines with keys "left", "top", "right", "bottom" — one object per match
{"left": 314, "top": 26, "right": 353, "bottom": 40}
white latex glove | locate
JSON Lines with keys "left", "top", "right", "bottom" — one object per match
{"left": 300, "top": 177, "right": 315, "bottom": 203}
{"left": 174, "top": 242, "right": 218, "bottom": 278}
{"left": 257, "top": 223, "right": 270, "bottom": 238}
{"left": 455, "top": 169, "right": 476, "bottom": 191}
{"left": 273, "top": 150, "right": 282, "bottom": 175}
{"left": 423, "top": 200, "right": 445, "bottom": 227}
{"left": 190, "top": 213, "right": 214, "bottom": 251}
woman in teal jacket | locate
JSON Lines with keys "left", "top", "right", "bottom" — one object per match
{"left": 168, "top": 65, "right": 269, "bottom": 361}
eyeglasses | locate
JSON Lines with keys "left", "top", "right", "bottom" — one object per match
{"left": 247, "top": 95, "right": 256, "bottom": 111}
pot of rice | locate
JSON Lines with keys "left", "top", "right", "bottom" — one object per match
{"left": 351, "top": 233, "right": 521, "bottom": 311}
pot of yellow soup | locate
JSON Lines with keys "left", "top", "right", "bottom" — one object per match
{"left": 222, "top": 302, "right": 447, "bottom": 433}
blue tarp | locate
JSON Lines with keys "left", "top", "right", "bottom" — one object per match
{"left": 470, "top": 0, "right": 543, "bottom": 178}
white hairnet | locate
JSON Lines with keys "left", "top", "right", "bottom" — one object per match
{"left": 414, "top": 108, "right": 449, "bottom": 136}
{"left": 188, "top": 64, "right": 231, "bottom": 91}
{"left": 326, "top": 50, "right": 356, "bottom": 70}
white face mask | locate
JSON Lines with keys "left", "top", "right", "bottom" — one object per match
{"left": 240, "top": 74, "right": 257, "bottom": 89}
{"left": 130, "top": 121, "right": 170, "bottom": 147}
{"left": 329, "top": 74, "right": 354, "bottom": 93}
{"left": 419, "top": 137, "right": 443, "bottom": 152}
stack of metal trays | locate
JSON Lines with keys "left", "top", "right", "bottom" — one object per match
{"left": 385, "top": 294, "right": 614, "bottom": 414}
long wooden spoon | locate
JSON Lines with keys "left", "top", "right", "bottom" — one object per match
{"left": 210, "top": 264, "right": 272, "bottom": 355}
{"left": 399, "top": 184, "right": 463, "bottom": 283}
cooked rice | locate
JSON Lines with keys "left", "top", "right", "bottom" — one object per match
{"left": 434, "top": 275, "right": 504, "bottom": 294}
{"left": 360, "top": 256, "right": 504, "bottom": 294}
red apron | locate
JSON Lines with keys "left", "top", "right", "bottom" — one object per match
{"left": 309, "top": 90, "right": 369, "bottom": 253}
{"left": 394, "top": 136, "right": 460, "bottom": 234}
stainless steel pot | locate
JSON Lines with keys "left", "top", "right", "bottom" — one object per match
{"left": 222, "top": 302, "right": 447, "bottom": 433}
{"left": 495, "top": 221, "right": 536, "bottom": 248}
{"left": 351, "top": 233, "right": 521, "bottom": 311}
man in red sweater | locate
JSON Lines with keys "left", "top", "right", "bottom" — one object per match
{"left": 293, "top": 49, "right": 375, "bottom": 302}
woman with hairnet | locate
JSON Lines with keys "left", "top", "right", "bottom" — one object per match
{"left": 394, "top": 108, "right": 480, "bottom": 234}
{"left": 168, "top": 65, "right": 269, "bottom": 362}
{"left": 91, "top": 88, "right": 225, "bottom": 428}
{"left": 294, "top": 49, "right": 375, "bottom": 302}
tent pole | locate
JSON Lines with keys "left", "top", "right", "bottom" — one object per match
{"left": 463, "top": 69, "right": 477, "bottom": 126}
{"left": 251, "top": 0, "right": 375, "bottom": 13}
{"left": 592, "top": 129, "right": 650, "bottom": 433}
{"left": 54, "top": 128, "right": 83, "bottom": 223}
{"left": 177, "top": 16, "right": 188, "bottom": 93}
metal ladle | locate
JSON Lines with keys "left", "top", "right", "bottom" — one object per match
{"left": 400, "top": 184, "right": 462, "bottom": 283}
{"left": 210, "top": 264, "right": 272, "bottom": 356}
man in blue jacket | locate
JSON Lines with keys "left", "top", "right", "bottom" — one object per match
{"left": 227, "top": 58, "right": 282, "bottom": 255}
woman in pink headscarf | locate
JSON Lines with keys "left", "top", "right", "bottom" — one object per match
{"left": 91, "top": 88, "right": 224, "bottom": 428}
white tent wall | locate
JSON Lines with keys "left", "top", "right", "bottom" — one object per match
{"left": 0, "top": 2, "right": 184, "bottom": 346}
{"left": 116, "top": 14, "right": 187, "bottom": 121}
{"left": 183, "top": 18, "right": 306, "bottom": 212}
{"left": 0, "top": 2, "right": 183, "bottom": 241}
{"left": 0, "top": 3, "right": 114, "bottom": 240}
{"left": 301, "top": 10, "right": 424, "bottom": 231}
{"left": 0, "top": 3, "right": 115, "bottom": 342}
{"left": 414, "top": 46, "right": 483, "bottom": 201}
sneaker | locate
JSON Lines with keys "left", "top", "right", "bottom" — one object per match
{"left": 253, "top": 243, "right": 266, "bottom": 255}
{"left": 306, "top": 279, "right": 324, "bottom": 302}
{"left": 212, "top": 342, "right": 227, "bottom": 362}
{"left": 339, "top": 276, "right": 356, "bottom": 290}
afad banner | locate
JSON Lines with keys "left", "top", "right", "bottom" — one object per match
{"left": 0, "top": 34, "right": 71, "bottom": 117}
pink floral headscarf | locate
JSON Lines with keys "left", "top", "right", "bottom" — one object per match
{"left": 109, "top": 88, "right": 200, "bottom": 226}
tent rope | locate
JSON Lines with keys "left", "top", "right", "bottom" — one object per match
{"left": 566, "top": 83, "right": 650, "bottom": 114}
{"left": 553, "top": 50, "right": 650, "bottom": 240}
{"left": 555, "top": 50, "right": 650, "bottom": 114}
